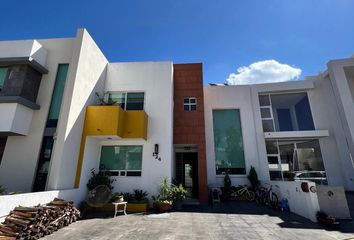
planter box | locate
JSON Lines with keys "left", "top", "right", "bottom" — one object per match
{"left": 126, "top": 202, "right": 149, "bottom": 213}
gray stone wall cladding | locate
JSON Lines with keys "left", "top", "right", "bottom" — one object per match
{"left": 0, "top": 64, "right": 42, "bottom": 103}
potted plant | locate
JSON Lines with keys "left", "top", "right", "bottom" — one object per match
{"left": 126, "top": 189, "right": 149, "bottom": 213}
{"left": 221, "top": 171, "right": 232, "bottom": 201}
{"left": 153, "top": 178, "right": 174, "bottom": 212}
{"left": 86, "top": 169, "right": 115, "bottom": 191}
{"left": 172, "top": 184, "right": 187, "bottom": 210}
{"left": 0, "top": 185, "right": 6, "bottom": 195}
{"left": 247, "top": 166, "right": 259, "bottom": 190}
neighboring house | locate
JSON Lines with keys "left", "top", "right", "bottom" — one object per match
{"left": 0, "top": 29, "right": 353, "bottom": 206}
{"left": 205, "top": 61, "right": 354, "bottom": 192}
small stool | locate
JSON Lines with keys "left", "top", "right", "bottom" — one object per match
{"left": 112, "top": 201, "right": 127, "bottom": 217}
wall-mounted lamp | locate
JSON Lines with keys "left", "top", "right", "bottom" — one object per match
{"left": 153, "top": 144, "right": 161, "bottom": 161}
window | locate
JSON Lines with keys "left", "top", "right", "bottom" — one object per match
{"left": 184, "top": 97, "right": 197, "bottom": 111}
{"left": 213, "top": 109, "right": 246, "bottom": 175}
{"left": 265, "top": 139, "right": 327, "bottom": 184}
{"left": 99, "top": 145, "right": 143, "bottom": 176}
{"left": 47, "top": 64, "right": 69, "bottom": 127}
{"left": 109, "top": 92, "right": 144, "bottom": 110}
{"left": 0, "top": 67, "right": 8, "bottom": 90}
{"left": 259, "top": 93, "right": 315, "bottom": 132}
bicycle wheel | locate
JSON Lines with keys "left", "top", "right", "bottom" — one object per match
{"left": 270, "top": 192, "right": 278, "bottom": 209}
{"left": 229, "top": 191, "right": 237, "bottom": 201}
{"left": 246, "top": 191, "right": 255, "bottom": 201}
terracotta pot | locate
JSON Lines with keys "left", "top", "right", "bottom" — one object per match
{"left": 155, "top": 202, "right": 172, "bottom": 212}
{"left": 115, "top": 196, "right": 124, "bottom": 203}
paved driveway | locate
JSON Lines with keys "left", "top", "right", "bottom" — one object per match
{"left": 44, "top": 202, "right": 354, "bottom": 240}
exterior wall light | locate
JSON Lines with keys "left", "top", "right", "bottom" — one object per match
{"left": 153, "top": 144, "right": 161, "bottom": 161}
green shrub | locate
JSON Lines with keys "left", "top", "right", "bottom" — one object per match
{"left": 133, "top": 189, "right": 148, "bottom": 202}
{"left": 247, "top": 166, "right": 259, "bottom": 189}
{"left": 86, "top": 169, "right": 115, "bottom": 190}
{"left": 0, "top": 185, "right": 6, "bottom": 195}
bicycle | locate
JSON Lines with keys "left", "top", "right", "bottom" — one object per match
{"left": 255, "top": 185, "right": 279, "bottom": 209}
{"left": 229, "top": 185, "right": 255, "bottom": 201}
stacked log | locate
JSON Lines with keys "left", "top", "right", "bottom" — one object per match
{"left": 0, "top": 198, "right": 80, "bottom": 240}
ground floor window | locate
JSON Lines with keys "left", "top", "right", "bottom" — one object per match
{"left": 213, "top": 109, "right": 246, "bottom": 175}
{"left": 266, "top": 139, "right": 327, "bottom": 184}
{"left": 99, "top": 145, "right": 143, "bottom": 176}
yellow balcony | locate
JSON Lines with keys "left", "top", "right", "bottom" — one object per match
{"left": 75, "top": 106, "right": 148, "bottom": 188}
{"left": 83, "top": 106, "right": 147, "bottom": 139}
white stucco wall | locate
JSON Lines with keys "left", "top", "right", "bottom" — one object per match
{"left": 79, "top": 61, "right": 174, "bottom": 198}
{"left": 47, "top": 29, "right": 108, "bottom": 190}
{"left": 0, "top": 38, "right": 76, "bottom": 192}
{"left": 262, "top": 180, "right": 320, "bottom": 222}
{"left": 328, "top": 58, "right": 354, "bottom": 179}
{"left": 204, "top": 85, "right": 260, "bottom": 187}
{"left": 0, "top": 103, "right": 33, "bottom": 135}
{"left": 204, "top": 77, "right": 353, "bottom": 191}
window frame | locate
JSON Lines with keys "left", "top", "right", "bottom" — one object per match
{"left": 108, "top": 91, "right": 145, "bottom": 111}
{"left": 99, "top": 145, "right": 143, "bottom": 177}
{"left": 183, "top": 97, "right": 197, "bottom": 111}
{"left": 212, "top": 108, "right": 247, "bottom": 176}
{"left": 259, "top": 92, "right": 315, "bottom": 132}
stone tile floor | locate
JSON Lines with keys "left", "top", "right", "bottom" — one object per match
{"left": 44, "top": 202, "right": 354, "bottom": 240}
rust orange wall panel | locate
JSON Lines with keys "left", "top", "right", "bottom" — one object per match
{"left": 173, "top": 63, "right": 208, "bottom": 204}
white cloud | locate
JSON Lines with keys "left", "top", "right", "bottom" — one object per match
{"left": 226, "top": 60, "right": 302, "bottom": 85}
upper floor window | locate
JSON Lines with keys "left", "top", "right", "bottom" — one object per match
{"left": 0, "top": 67, "right": 8, "bottom": 90}
{"left": 109, "top": 92, "right": 144, "bottom": 110}
{"left": 259, "top": 93, "right": 315, "bottom": 132}
{"left": 184, "top": 97, "right": 197, "bottom": 111}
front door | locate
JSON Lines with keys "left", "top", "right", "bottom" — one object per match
{"left": 176, "top": 152, "right": 199, "bottom": 198}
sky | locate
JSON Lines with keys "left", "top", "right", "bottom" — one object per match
{"left": 1, "top": 0, "right": 354, "bottom": 85}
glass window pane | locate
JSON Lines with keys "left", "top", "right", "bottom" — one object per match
{"left": 267, "top": 156, "right": 279, "bottom": 164}
{"left": 266, "top": 141, "right": 278, "bottom": 154}
{"left": 260, "top": 108, "right": 271, "bottom": 119}
{"left": 0, "top": 67, "right": 8, "bottom": 87}
{"left": 184, "top": 105, "right": 189, "bottom": 111}
{"left": 262, "top": 120, "right": 274, "bottom": 132}
{"left": 213, "top": 109, "right": 246, "bottom": 175}
{"left": 184, "top": 98, "right": 189, "bottom": 104}
{"left": 277, "top": 109, "right": 293, "bottom": 131}
{"left": 100, "top": 146, "right": 142, "bottom": 172}
{"left": 294, "top": 95, "right": 315, "bottom": 130}
{"left": 190, "top": 105, "right": 196, "bottom": 111}
{"left": 269, "top": 93, "right": 315, "bottom": 131}
{"left": 100, "top": 146, "right": 123, "bottom": 170}
{"left": 125, "top": 146, "right": 143, "bottom": 170}
{"left": 47, "top": 64, "right": 69, "bottom": 127}
{"left": 190, "top": 98, "right": 196, "bottom": 104}
{"left": 259, "top": 95, "right": 270, "bottom": 106}
{"left": 126, "top": 92, "right": 144, "bottom": 110}
{"left": 109, "top": 92, "right": 126, "bottom": 109}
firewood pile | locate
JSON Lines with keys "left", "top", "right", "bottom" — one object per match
{"left": 0, "top": 198, "right": 80, "bottom": 240}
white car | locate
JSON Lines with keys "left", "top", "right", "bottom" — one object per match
{"left": 293, "top": 171, "right": 327, "bottom": 185}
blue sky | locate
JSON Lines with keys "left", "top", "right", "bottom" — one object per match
{"left": 1, "top": 0, "right": 354, "bottom": 84}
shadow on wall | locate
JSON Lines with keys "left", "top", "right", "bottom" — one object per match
{"left": 47, "top": 67, "right": 106, "bottom": 191}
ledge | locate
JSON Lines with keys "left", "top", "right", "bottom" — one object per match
{"left": 0, "top": 96, "right": 40, "bottom": 110}
{"left": 264, "top": 130, "right": 330, "bottom": 140}
{"left": 0, "top": 57, "right": 48, "bottom": 74}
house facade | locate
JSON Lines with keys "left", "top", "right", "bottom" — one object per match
{"left": 0, "top": 29, "right": 353, "bottom": 205}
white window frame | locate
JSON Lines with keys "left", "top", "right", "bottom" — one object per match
{"left": 99, "top": 145, "right": 143, "bottom": 177}
{"left": 107, "top": 91, "right": 145, "bottom": 110}
{"left": 184, "top": 97, "right": 197, "bottom": 111}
